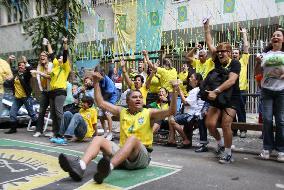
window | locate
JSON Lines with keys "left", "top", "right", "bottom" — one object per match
{"left": 34, "top": 0, "right": 55, "bottom": 17}
{"left": 7, "top": 5, "right": 19, "bottom": 23}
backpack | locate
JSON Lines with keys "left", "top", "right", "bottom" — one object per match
{"left": 198, "top": 66, "right": 233, "bottom": 108}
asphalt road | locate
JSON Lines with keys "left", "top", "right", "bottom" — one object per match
{"left": 0, "top": 127, "right": 283, "bottom": 190}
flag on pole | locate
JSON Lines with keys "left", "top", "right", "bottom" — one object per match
{"left": 224, "top": 0, "right": 235, "bottom": 13}
{"left": 118, "top": 15, "right": 127, "bottom": 30}
{"left": 150, "top": 11, "right": 160, "bottom": 26}
{"left": 98, "top": 20, "right": 105, "bottom": 32}
{"left": 178, "top": 6, "right": 187, "bottom": 22}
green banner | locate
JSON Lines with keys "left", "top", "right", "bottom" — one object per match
{"left": 224, "top": 0, "right": 235, "bottom": 13}
{"left": 118, "top": 15, "right": 127, "bottom": 30}
{"left": 150, "top": 11, "right": 160, "bottom": 26}
{"left": 178, "top": 6, "right": 187, "bottom": 22}
{"left": 78, "top": 22, "right": 84, "bottom": 33}
{"left": 98, "top": 19, "right": 105, "bottom": 32}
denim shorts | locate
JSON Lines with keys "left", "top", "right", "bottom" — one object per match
{"left": 110, "top": 142, "right": 151, "bottom": 170}
{"left": 174, "top": 113, "right": 194, "bottom": 125}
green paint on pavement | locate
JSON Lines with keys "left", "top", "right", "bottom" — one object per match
{"left": 0, "top": 138, "right": 180, "bottom": 189}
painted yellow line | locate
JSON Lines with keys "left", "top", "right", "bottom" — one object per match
{"left": 76, "top": 180, "right": 122, "bottom": 190}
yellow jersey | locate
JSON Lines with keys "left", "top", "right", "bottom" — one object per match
{"left": 239, "top": 54, "right": 250, "bottom": 91}
{"left": 119, "top": 108, "right": 152, "bottom": 148}
{"left": 192, "top": 58, "right": 215, "bottom": 79}
{"left": 79, "top": 107, "right": 97, "bottom": 138}
{"left": 0, "top": 58, "right": 13, "bottom": 94}
{"left": 14, "top": 77, "right": 27, "bottom": 98}
{"left": 50, "top": 58, "right": 71, "bottom": 90}
{"left": 157, "top": 67, "right": 177, "bottom": 92}
{"left": 178, "top": 71, "right": 188, "bottom": 96}
{"left": 148, "top": 74, "right": 161, "bottom": 94}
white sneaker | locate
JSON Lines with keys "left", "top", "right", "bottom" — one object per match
{"left": 277, "top": 152, "right": 284, "bottom": 163}
{"left": 259, "top": 150, "right": 270, "bottom": 160}
{"left": 33, "top": 132, "right": 42, "bottom": 137}
{"left": 106, "top": 132, "right": 113, "bottom": 141}
{"left": 44, "top": 132, "right": 54, "bottom": 138}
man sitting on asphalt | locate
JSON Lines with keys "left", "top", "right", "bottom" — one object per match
{"left": 58, "top": 71, "right": 178, "bottom": 184}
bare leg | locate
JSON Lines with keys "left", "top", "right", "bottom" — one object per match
{"left": 81, "top": 136, "right": 113, "bottom": 165}
{"left": 170, "top": 120, "right": 190, "bottom": 144}
{"left": 205, "top": 107, "right": 222, "bottom": 141}
{"left": 111, "top": 136, "right": 141, "bottom": 167}
{"left": 221, "top": 108, "right": 236, "bottom": 148}
{"left": 105, "top": 113, "right": 113, "bottom": 133}
{"left": 168, "top": 116, "right": 176, "bottom": 143}
{"left": 152, "top": 123, "right": 160, "bottom": 134}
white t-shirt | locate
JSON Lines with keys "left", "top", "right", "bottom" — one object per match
{"left": 261, "top": 51, "right": 284, "bottom": 91}
{"left": 183, "top": 87, "right": 204, "bottom": 116}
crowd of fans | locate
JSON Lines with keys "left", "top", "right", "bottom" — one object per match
{"left": 0, "top": 19, "right": 283, "bottom": 184}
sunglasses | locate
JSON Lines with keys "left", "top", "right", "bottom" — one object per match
{"left": 217, "top": 50, "right": 228, "bottom": 53}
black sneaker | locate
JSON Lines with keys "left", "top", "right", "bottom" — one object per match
{"left": 216, "top": 144, "right": 225, "bottom": 155}
{"left": 93, "top": 156, "right": 111, "bottom": 184}
{"left": 5, "top": 128, "right": 17, "bottom": 134}
{"left": 58, "top": 153, "right": 84, "bottom": 181}
{"left": 219, "top": 153, "right": 234, "bottom": 164}
{"left": 195, "top": 145, "right": 208, "bottom": 153}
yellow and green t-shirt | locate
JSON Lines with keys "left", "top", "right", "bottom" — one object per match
{"left": 192, "top": 58, "right": 215, "bottom": 79}
{"left": 178, "top": 71, "right": 188, "bottom": 96}
{"left": 239, "top": 54, "right": 250, "bottom": 91}
{"left": 50, "top": 58, "right": 71, "bottom": 90}
{"left": 131, "top": 83, "right": 148, "bottom": 105}
{"left": 79, "top": 107, "right": 97, "bottom": 138}
{"left": 14, "top": 77, "right": 27, "bottom": 98}
{"left": 157, "top": 67, "right": 177, "bottom": 93}
{"left": 119, "top": 108, "right": 152, "bottom": 148}
{"left": 0, "top": 58, "right": 13, "bottom": 94}
{"left": 148, "top": 74, "right": 161, "bottom": 94}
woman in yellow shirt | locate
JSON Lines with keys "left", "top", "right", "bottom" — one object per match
{"left": 58, "top": 72, "right": 178, "bottom": 183}
{"left": 46, "top": 37, "right": 71, "bottom": 137}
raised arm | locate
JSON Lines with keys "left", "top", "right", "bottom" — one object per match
{"left": 121, "top": 59, "right": 134, "bottom": 88}
{"left": 142, "top": 50, "right": 157, "bottom": 70}
{"left": 145, "top": 68, "right": 156, "bottom": 89}
{"left": 203, "top": 19, "right": 217, "bottom": 55}
{"left": 186, "top": 44, "right": 202, "bottom": 64}
{"left": 150, "top": 82, "right": 178, "bottom": 120}
{"left": 62, "top": 37, "right": 68, "bottom": 63}
{"left": 93, "top": 72, "right": 122, "bottom": 116}
{"left": 177, "top": 86, "right": 187, "bottom": 104}
{"left": 240, "top": 28, "right": 249, "bottom": 54}
{"left": 46, "top": 39, "right": 55, "bottom": 61}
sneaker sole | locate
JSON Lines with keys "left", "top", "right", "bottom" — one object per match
{"left": 59, "top": 154, "right": 82, "bottom": 181}
{"left": 93, "top": 157, "right": 111, "bottom": 184}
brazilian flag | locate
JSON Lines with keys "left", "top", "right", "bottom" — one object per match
{"left": 224, "top": 0, "right": 235, "bottom": 13}
{"left": 178, "top": 6, "right": 187, "bottom": 22}
{"left": 98, "top": 20, "right": 105, "bottom": 32}
{"left": 150, "top": 11, "right": 160, "bottom": 26}
{"left": 118, "top": 15, "right": 127, "bottom": 30}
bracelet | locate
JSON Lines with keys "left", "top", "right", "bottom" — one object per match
{"left": 214, "top": 88, "right": 221, "bottom": 94}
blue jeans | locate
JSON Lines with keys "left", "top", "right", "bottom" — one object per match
{"left": 59, "top": 111, "right": 87, "bottom": 139}
{"left": 10, "top": 97, "right": 37, "bottom": 122}
{"left": 261, "top": 88, "right": 284, "bottom": 152}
